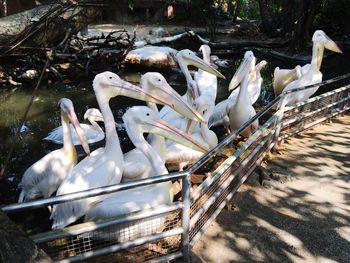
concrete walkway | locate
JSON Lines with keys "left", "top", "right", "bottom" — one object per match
{"left": 192, "top": 114, "right": 350, "bottom": 263}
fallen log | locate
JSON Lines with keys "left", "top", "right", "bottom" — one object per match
{"left": 0, "top": 1, "right": 101, "bottom": 48}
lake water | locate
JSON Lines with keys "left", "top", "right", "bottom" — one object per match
{"left": 0, "top": 48, "right": 349, "bottom": 215}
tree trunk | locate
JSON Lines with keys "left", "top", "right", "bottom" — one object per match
{"left": 288, "top": 0, "right": 319, "bottom": 51}
{"left": 0, "top": 2, "right": 101, "bottom": 46}
{"left": 0, "top": 210, "right": 53, "bottom": 263}
{"left": 258, "top": 0, "right": 275, "bottom": 37}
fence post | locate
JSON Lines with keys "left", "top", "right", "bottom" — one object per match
{"left": 181, "top": 173, "right": 191, "bottom": 262}
{"left": 272, "top": 94, "right": 287, "bottom": 151}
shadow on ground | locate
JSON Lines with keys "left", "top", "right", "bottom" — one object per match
{"left": 191, "top": 115, "right": 350, "bottom": 263}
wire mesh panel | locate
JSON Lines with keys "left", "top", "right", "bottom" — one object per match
{"left": 280, "top": 85, "right": 350, "bottom": 139}
{"left": 189, "top": 115, "right": 278, "bottom": 242}
{"left": 32, "top": 208, "right": 182, "bottom": 262}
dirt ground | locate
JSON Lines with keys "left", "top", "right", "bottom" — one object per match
{"left": 191, "top": 114, "right": 350, "bottom": 263}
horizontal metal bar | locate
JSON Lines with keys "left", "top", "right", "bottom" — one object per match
{"left": 282, "top": 96, "right": 350, "bottom": 127}
{"left": 282, "top": 74, "right": 350, "bottom": 95}
{"left": 279, "top": 106, "right": 350, "bottom": 141}
{"left": 55, "top": 227, "right": 183, "bottom": 263}
{"left": 191, "top": 114, "right": 277, "bottom": 201}
{"left": 285, "top": 84, "right": 350, "bottom": 111}
{"left": 187, "top": 95, "right": 281, "bottom": 174}
{"left": 31, "top": 202, "right": 183, "bottom": 244}
{"left": 190, "top": 132, "right": 273, "bottom": 228}
{"left": 146, "top": 251, "right": 183, "bottom": 263}
{"left": 2, "top": 171, "right": 187, "bottom": 214}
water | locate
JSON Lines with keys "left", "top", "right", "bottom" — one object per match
{"left": 0, "top": 49, "right": 349, "bottom": 231}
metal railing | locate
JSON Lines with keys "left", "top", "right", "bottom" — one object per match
{"left": 2, "top": 74, "right": 350, "bottom": 263}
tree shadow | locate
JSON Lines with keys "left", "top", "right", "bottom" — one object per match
{"left": 191, "top": 115, "right": 350, "bottom": 263}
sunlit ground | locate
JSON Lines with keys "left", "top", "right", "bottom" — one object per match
{"left": 192, "top": 114, "right": 350, "bottom": 262}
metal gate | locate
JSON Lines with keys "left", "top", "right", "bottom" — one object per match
{"left": 2, "top": 75, "right": 350, "bottom": 262}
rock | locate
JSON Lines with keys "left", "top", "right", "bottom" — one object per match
{"left": 124, "top": 46, "right": 178, "bottom": 68}
{"left": 0, "top": 210, "right": 53, "bottom": 263}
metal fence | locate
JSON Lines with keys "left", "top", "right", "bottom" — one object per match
{"left": 2, "top": 76, "right": 350, "bottom": 263}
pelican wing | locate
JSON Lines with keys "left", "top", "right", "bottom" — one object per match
{"left": 51, "top": 147, "right": 123, "bottom": 229}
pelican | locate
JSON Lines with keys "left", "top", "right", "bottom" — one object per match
{"left": 208, "top": 54, "right": 266, "bottom": 132}
{"left": 194, "top": 45, "right": 218, "bottom": 100}
{"left": 85, "top": 106, "right": 207, "bottom": 226}
{"left": 273, "top": 65, "right": 302, "bottom": 96}
{"left": 282, "top": 31, "right": 342, "bottom": 106}
{"left": 273, "top": 30, "right": 342, "bottom": 97}
{"left": 122, "top": 72, "right": 208, "bottom": 181}
{"left": 44, "top": 108, "right": 105, "bottom": 145}
{"left": 160, "top": 48, "right": 225, "bottom": 129}
{"left": 50, "top": 71, "right": 208, "bottom": 229}
{"left": 18, "top": 98, "right": 90, "bottom": 203}
{"left": 227, "top": 51, "right": 258, "bottom": 137}
{"left": 165, "top": 94, "right": 217, "bottom": 171}
{"left": 184, "top": 45, "right": 219, "bottom": 132}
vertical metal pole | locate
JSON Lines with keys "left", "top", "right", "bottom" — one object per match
{"left": 272, "top": 94, "right": 286, "bottom": 151}
{"left": 181, "top": 173, "right": 191, "bottom": 262}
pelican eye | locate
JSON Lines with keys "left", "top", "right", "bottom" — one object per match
{"left": 109, "top": 76, "right": 112, "bottom": 79}
{"left": 158, "top": 79, "right": 161, "bottom": 82}
{"left": 146, "top": 113, "right": 150, "bottom": 116}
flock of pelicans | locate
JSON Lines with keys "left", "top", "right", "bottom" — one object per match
{"left": 18, "top": 30, "right": 341, "bottom": 230}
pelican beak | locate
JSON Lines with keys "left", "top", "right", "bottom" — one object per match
{"left": 66, "top": 109, "right": 90, "bottom": 155}
{"left": 228, "top": 56, "right": 253, "bottom": 91}
{"left": 184, "top": 53, "right": 226, "bottom": 79}
{"left": 156, "top": 79, "right": 206, "bottom": 123}
{"left": 112, "top": 78, "right": 206, "bottom": 123}
{"left": 325, "top": 36, "right": 342, "bottom": 53}
{"left": 144, "top": 118, "right": 209, "bottom": 153}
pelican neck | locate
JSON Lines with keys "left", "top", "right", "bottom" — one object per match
{"left": 61, "top": 112, "right": 75, "bottom": 153}
{"left": 147, "top": 102, "right": 167, "bottom": 161}
{"left": 127, "top": 123, "right": 168, "bottom": 176}
{"left": 311, "top": 41, "right": 324, "bottom": 71}
{"left": 236, "top": 72, "right": 251, "bottom": 107}
{"left": 96, "top": 95, "right": 120, "bottom": 153}
{"left": 88, "top": 117, "right": 103, "bottom": 134}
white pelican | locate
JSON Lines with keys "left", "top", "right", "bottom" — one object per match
{"left": 273, "top": 30, "right": 342, "bottom": 97}
{"left": 85, "top": 106, "right": 207, "bottom": 226}
{"left": 18, "top": 98, "right": 90, "bottom": 203}
{"left": 208, "top": 54, "right": 266, "bottom": 132}
{"left": 184, "top": 45, "right": 219, "bottom": 132}
{"left": 282, "top": 31, "right": 342, "bottom": 106}
{"left": 273, "top": 65, "right": 302, "bottom": 96}
{"left": 44, "top": 108, "right": 105, "bottom": 145}
{"left": 50, "top": 71, "right": 208, "bottom": 229}
{"left": 123, "top": 72, "right": 208, "bottom": 181}
{"left": 160, "top": 48, "right": 225, "bottom": 128}
{"left": 227, "top": 52, "right": 258, "bottom": 137}
{"left": 165, "top": 94, "right": 217, "bottom": 171}
{"left": 194, "top": 45, "right": 218, "bottom": 100}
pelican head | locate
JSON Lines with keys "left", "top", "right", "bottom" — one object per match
{"left": 93, "top": 71, "right": 199, "bottom": 112}
{"left": 58, "top": 98, "right": 90, "bottom": 155}
{"left": 312, "top": 30, "right": 342, "bottom": 69}
{"left": 229, "top": 51, "right": 256, "bottom": 91}
{"left": 255, "top": 60, "right": 267, "bottom": 72}
{"left": 176, "top": 49, "right": 225, "bottom": 79}
{"left": 140, "top": 72, "right": 206, "bottom": 123}
{"left": 312, "top": 30, "right": 342, "bottom": 53}
{"left": 123, "top": 106, "right": 209, "bottom": 153}
{"left": 84, "top": 108, "right": 104, "bottom": 122}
